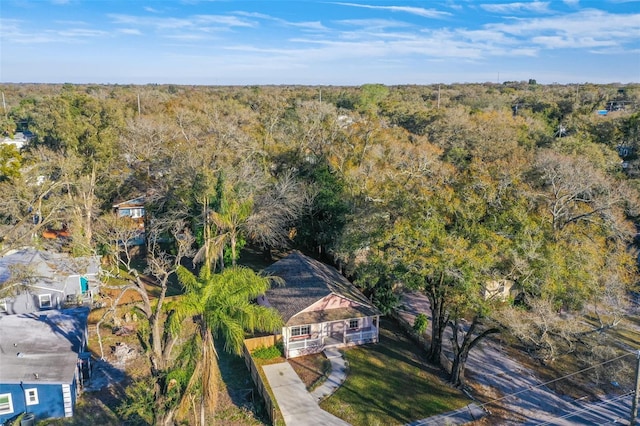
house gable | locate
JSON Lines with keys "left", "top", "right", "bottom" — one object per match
{"left": 301, "top": 293, "right": 362, "bottom": 313}
{"left": 262, "top": 251, "right": 380, "bottom": 326}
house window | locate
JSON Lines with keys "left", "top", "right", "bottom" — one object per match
{"left": 119, "top": 207, "right": 144, "bottom": 218}
{"left": 38, "top": 294, "right": 52, "bottom": 309}
{"left": 0, "top": 393, "right": 13, "bottom": 415}
{"left": 25, "top": 388, "right": 38, "bottom": 406}
{"left": 290, "top": 325, "right": 310, "bottom": 337}
{"left": 349, "top": 319, "right": 359, "bottom": 330}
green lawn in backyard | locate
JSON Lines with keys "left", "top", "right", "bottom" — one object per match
{"left": 320, "top": 318, "right": 470, "bottom": 426}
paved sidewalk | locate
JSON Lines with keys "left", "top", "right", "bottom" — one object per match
{"left": 311, "top": 349, "right": 348, "bottom": 402}
{"left": 263, "top": 361, "right": 350, "bottom": 426}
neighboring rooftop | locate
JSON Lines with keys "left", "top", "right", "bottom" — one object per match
{"left": 0, "top": 308, "right": 89, "bottom": 385}
{"left": 263, "top": 251, "right": 380, "bottom": 325}
{"left": 0, "top": 131, "right": 33, "bottom": 150}
{"left": 113, "top": 196, "right": 145, "bottom": 208}
{"left": 0, "top": 247, "right": 100, "bottom": 287}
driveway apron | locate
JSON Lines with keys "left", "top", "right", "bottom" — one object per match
{"left": 262, "top": 362, "right": 350, "bottom": 426}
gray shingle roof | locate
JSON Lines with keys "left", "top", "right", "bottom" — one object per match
{"left": 263, "top": 251, "right": 380, "bottom": 326}
{"left": 0, "top": 308, "right": 88, "bottom": 384}
{"left": 0, "top": 248, "right": 101, "bottom": 286}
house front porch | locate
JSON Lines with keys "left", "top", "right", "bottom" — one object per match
{"left": 283, "top": 315, "right": 379, "bottom": 358}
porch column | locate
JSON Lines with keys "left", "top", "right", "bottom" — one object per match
{"left": 343, "top": 320, "right": 347, "bottom": 344}
{"left": 375, "top": 315, "right": 380, "bottom": 342}
{"left": 283, "top": 326, "right": 289, "bottom": 358}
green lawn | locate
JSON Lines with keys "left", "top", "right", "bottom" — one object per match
{"left": 320, "top": 318, "right": 470, "bottom": 426}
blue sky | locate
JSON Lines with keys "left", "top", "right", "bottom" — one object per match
{"left": 1, "top": 0, "right": 639, "bottom": 85}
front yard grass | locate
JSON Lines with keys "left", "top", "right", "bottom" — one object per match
{"left": 320, "top": 318, "right": 470, "bottom": 426}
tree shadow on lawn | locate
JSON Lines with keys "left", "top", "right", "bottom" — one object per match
{"left": 216, "top": 338, "right": 270, "bottom": 424}
{"left": 375, "top": 318, "right": 449, "bottom": 380}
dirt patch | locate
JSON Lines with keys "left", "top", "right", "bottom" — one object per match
{"left": 289, "top": 353, "right": 331, "bottom": 390}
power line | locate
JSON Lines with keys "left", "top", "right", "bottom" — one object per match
{"left": 476, "top": 352, "right": 634, "bottom": 410}
{"left": 437, "top": 351, "right": 635, "bottom": 422}
{"left": 536, "top": 391, "right": 633, "bottom": 425}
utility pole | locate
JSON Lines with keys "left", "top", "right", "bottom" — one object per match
{"left": 1, "top": 92, "right": 6, "bottom": 115}
{"left": 437, "top": 84, "right": 441, "bottom": 109}
{"left": 631, "top": 350, "right": 640, "bottom": 426}
{"left": 137, "top": 93, "right": 141, "bottom": 118}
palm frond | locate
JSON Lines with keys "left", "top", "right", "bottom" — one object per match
{"left": 176, "top": 265, "right": 200, "bottom": 293}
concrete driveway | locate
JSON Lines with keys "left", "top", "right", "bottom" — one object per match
{"left": 262, "top": 362, "right": 350, "bottom": 426}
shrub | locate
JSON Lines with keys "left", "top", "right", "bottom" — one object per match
{"left": 413, "top": 313, "right": 428, "bottom": 334}
{"left": 252, "top": 344, "right": 282, "bottom": 360}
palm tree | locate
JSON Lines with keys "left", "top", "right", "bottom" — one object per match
{"left": 168, "top": 265, "right": 283, "bottom": 422}
{"left": 209, "top": 196, "right": 253, "bottom": 269}
{"left": 194, "top": 188, "right": 252, "bottom": 272}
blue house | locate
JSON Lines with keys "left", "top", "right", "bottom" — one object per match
{"left": 0, "top": 308, "right": 90, "bottom": 423}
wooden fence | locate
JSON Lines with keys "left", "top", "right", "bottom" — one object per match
{"left": 244, "top": 334, "right": 280, "bottom": 352}
{"left": 242, "top": 337, "right": 283, "bottom": 426}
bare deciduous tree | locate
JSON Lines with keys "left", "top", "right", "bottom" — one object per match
{"left": 94, "top": 217, "right": 194, "bottom": 426}
{"left": 245, "top": 172, "right": 305, "bottom": 255}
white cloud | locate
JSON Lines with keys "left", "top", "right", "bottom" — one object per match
{"left": 119, "top": 28, "right": 142, "bottom": 35}
{"left": 192, "top": 15, "right": 256, "bottom": 27}
{"left": 165, "top": 33, "right": 208, "bottom": 41}
{"left": 532, "top": 35, "right": 617, "bottom": 48}
{"left": 233, "top": 11, "right": 273, "bottom": 19}
{"left": 480, "top": 2, "right": 551, "bottom": 14}
{"left": 336, "top": 19, "right": 412, "bottom": 30}
{"left": 0, "top": 18, "right": 109, "bottom": 44}
{"left": 54, "top": 20, "right": 89, "bottom": 26}
{"left": 487, "top": 9, "right": 640, "bottom": 34}
{"left": 108, "top": 14, "right": 193, "bottom": 29}
{"left": 287, "top": 21, "right": 327, "bottom": 31}
{"left": 57, "top": 29, "right": 107, "bottom": 38}
{"left": 108, "top": 14, "right": 256, "bottom": 31}
{"left": 232, "top": 11, "right": 327, "bottom": 31}
{"left": 332, "top": 2, "right": 452, "bottom": 19}
{"left": 2, "top": 0, "right": 637, "bottom": 85}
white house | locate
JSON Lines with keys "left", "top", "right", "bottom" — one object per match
{"left": 259, "top": 251, "right": 381, "bottom": 358}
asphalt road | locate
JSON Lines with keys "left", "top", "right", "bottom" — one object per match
{"left": 399, "top": 292, "right": 636, "bottom": 426}
{"left": 531, "top": 392, "right": 632, "bottom": 425}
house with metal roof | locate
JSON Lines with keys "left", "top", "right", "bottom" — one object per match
{"left": 0, "top": 248, "right": 101, "bottom": 315}
{"left": 0, "top": 308, "right": 90, "bottom": 423}
{"left": 259, "top": 251, "right": 381, "bottom": 358}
